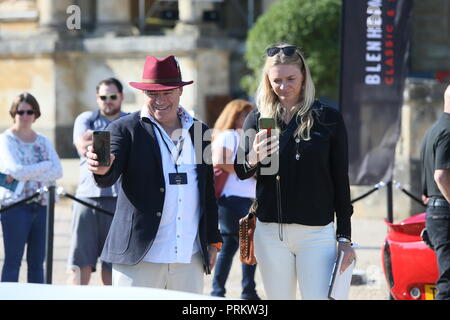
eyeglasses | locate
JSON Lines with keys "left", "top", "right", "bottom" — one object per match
{"left": 99, "top": 93, "right": 119, "bottom": 101}
{"left": 16, "top": 110, "right": 35, "bottom": 116}
{"left": 266, "top": 46, "right": 298, "bottom": 57}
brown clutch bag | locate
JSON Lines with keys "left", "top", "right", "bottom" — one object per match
{"left": 239, "top": 212, "right": 257, "bottom": 265}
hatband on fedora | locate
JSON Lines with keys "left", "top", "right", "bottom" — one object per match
{"left": 129, "top": 55, "right": 194, "bottom": 91}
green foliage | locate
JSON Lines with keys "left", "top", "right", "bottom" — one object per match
{"left": 242, "top": 0, "right": 341, "bottom": 100}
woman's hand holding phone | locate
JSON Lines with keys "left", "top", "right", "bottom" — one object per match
{"left": 247, "top": 129, "right": 279, "bottom": 167}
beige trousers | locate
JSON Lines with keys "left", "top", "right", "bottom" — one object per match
{"left": 112, "top": 252, "right": 204, "bottom": 294}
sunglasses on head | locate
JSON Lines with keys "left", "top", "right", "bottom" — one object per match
{"left": 99, "top": 93, "right": 119, "bottom": 101}
{"left": 16, "top": 110, "right": 35, "bottom": 116}
{"left": 266, "top": 46, "right": 298, "bottom": 57}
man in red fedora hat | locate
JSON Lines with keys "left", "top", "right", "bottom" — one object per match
{"left": 85, "top": 55, "right": 222, "bottom": 294}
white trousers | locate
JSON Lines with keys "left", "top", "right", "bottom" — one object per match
{"left": 112, "top": 252, "right": 204, "bottom": 294}
{"left": 254, "top": 220, "right": 337, "bottom": 300}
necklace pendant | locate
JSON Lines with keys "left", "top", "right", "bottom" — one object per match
{"left": 295, "top": 153, "right": 300, "bottom": 160}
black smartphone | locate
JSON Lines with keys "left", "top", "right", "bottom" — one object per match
{"left": 258, "top": 118, "right": 276, "bottom": 135}
{"left": 92, "top": 130, "right": 111, "bottom": 166}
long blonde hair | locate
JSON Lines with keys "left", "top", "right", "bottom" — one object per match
{"left": 255, "top": 43, "right": 315, "bottom": 140}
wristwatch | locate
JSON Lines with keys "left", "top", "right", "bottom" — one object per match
{"left": 337, "top": 237, "right": 352, "bottom": 243}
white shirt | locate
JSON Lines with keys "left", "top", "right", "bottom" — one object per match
{"left": 140, "top": 106, "right": 201, "bottom": 264}
{"left": 212, "top": 130, "right": 256, "bottom": 199}
{"left": 0, "top": 129, "right": 63, "bottom": 206}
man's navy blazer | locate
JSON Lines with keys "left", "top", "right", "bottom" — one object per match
{"left": 94, "top": 111, "right": 221, "bottom": 274}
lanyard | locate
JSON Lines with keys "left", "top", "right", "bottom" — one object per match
{"left": 152, "top": 123, "right": 185, "bottom": 174}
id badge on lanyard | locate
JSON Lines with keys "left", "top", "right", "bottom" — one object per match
{"left": 169, "top": 172, "right": 188, "bottom": 185}
{"left": 155, "top": 124, "right": 188, "bottom": 185}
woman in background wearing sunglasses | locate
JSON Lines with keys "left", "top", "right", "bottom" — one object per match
{"left": 0, "top": 92, "right": 62, "bottom": 283}
{"left": 234, "top": 43, "right": 355, "bottom": 299}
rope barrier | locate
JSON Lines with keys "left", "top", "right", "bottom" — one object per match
{"left": 393, "top": 180, "right": 426, "bottom": 207}
{"left": 1, "top": 181, "right": 426, "bottom": 215}
{"left": 0, "top": 182, "right": 390, "bottom": 214}
{"left": 0, "top": 192, "right": 41, "bottom": 214}
{"left": 351, "top": 181, "right": 386, "bottom": 204}
{"left": 57, "top": 188, "right": 114, "bottom": 216}
{"left": 0, "top": 186, "right": 114, "bottom": 216}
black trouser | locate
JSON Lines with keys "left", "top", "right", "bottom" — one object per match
{"left": 426, "top": 204, "right": 450, "bottom": 300}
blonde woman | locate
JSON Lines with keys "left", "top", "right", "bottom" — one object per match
{"left": 234, "top": 44, "right": 355, "bottom": 299}
{"left": 210, "top": 99, "right": 260, "bottom": 299}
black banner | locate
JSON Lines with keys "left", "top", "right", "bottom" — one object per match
{"left": 339, "top": 0, "right": 412, "bottom": 185}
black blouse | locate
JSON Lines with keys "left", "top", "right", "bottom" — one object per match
{"left": 234, "top": 100, "right": 353, "bottom": 239}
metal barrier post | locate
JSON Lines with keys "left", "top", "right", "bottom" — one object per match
{"left": 45, "top": 186, "right": 55, "bottom": 284}
{"left": 386, "top": 180, "right": 394, "bottom": 223}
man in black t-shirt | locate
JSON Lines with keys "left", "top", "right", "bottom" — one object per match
{"left": 420, "top": 84, "right": 450, "bottom": 300}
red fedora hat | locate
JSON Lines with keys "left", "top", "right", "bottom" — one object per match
{"left": 129, "top": 55, "right": 194, "bottom": 91}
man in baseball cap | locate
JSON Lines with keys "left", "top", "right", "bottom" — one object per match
{"left": 86, "top": 55, "right": 222, "bottom": 294}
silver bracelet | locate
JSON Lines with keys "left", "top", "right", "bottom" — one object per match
{"left": 337, "top": 237, "right": 352, "bottom": 243}
{"left": 245, "top": 158, "right": 256, "bottom": 169}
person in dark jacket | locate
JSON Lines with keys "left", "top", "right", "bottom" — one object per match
{"left": 234, "top": 43, "right": 356, "bottom": 299}
{"left": 420, "top": 84, "right": 450, "bottom": 300}
{"left": 85, "top": 55, "right": 222, "bottom": 294}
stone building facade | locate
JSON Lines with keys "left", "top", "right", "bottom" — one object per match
{"left": 0, "top": 0, "right": 266, "bottom": 158}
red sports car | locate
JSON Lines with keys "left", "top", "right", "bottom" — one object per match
{"left": 382, "top": 213, "right": 439, "bottom": 300}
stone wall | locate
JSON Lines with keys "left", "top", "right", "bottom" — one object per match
{"left": 0, "top": 34, "right": 237, "bottom": 158}
{"left": 350, "top": 0, "right": 450, "bottom": 221}
{"left": 411, "top": 0, "right": 450, "bottom": 73}
{"left": 0, "top": 56, "right": 55, "bottom": 142}
{"left": 352, "top": 78, "right": 448, "bottom": 221}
